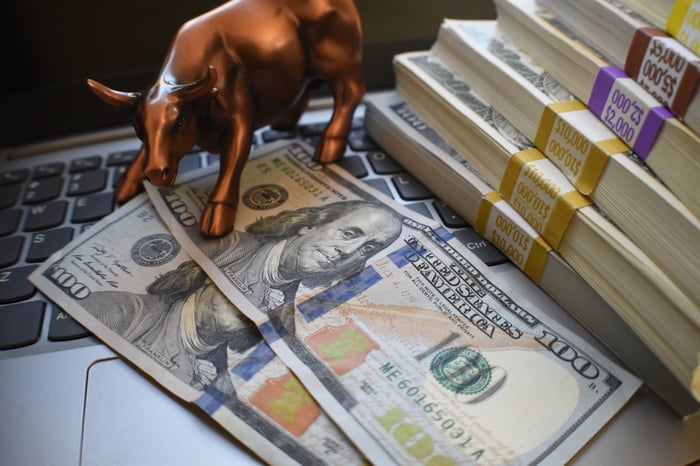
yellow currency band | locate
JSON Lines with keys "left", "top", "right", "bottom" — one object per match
{"left": 476, "top": 191, "right": 552, "bottom": 283}
{"left": 667, "top": 0, "right": 700, "bottom": 54}
{"left": 499, "top": 149, "right": 592, "bottom": 249}
{"left": 535, "top": 101, "right": 626, "bottom": 196}
{"left": 499, "top": 149, "right": 543, "bottom": 201}
{"left": 667, "top": 0, "right": 692, "bottom": 36}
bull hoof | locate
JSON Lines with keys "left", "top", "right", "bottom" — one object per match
{"left": 200, "top": 201, "right": 236, "bottom": 237}
{"left": 313, "top": 136, "right": 347, "bottom": 164}
{"left": 114, "top": 177, "right": 144, "bottom": 202}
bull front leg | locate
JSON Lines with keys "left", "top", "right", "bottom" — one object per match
{"left": 199, "top": 118, "right": 253, "bottom": 238}
{"left": 114, "top": 145, "right": 148, "bottom": 202}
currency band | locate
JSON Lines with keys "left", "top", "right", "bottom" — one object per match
{"left": 476, "top": 191, "right": 551, "bottom": 283}
{"left": 535, "top": 101, "right": 624, "bottom": 196}
{"left": 588, "top": 66, "right": 674, "bottom": 159}
{"left": 624, "top": 26, "right": 700, "bottom": 119}
{"left": 499, "top": 149, "right": 592, "bottom": 249}
{"left": 666, "top": 0, "right": 700, "bottom": 54}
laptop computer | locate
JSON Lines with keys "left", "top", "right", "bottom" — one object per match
{"left": 1, "top": 1, "right": 699, "bottom": 465}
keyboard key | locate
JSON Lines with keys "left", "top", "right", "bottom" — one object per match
{"left": 23, "top": 201, "right": 68, "bottom": 232}
{"left": 298, "top": 119, "right": 362, "bottom": 137}
{"left": 391, "top": 173, "right": 431, "bottom": 200}
{"left": 207, "top": 153, "right": 220, "bottom": 165}
{"left": 178, "top": 153, "right": 202, "bottom": 174}
{"left": 80, "top": 222, "right": 98, "bottom": 233}
{"left": 452, "top": 229, "right": 508, "bottom": 266}
{"left": 70, "top": 155, "right": 102, "bottom": 173}
{"left": 107, "top": 149, "right": 139, "bottom": 166}
{"left": 0, "top": 208, "right": 22, "bottom": 236}
{"left": 67, "top": 169, "right": 108, "bottom": 196}
{"left": 367, "top": 151, "right": 402, "bottom": 174}
{"left": 23, "top": 177, "right": 63, "bottom": 204}
{"left": 405, "top": 202, "right": 433, "bottom": 219}
{"left": 302, "top": 135, "right": 321, "bottom": 147}
{"left": 0, "top": 184, "right": 21, "bottom": 209}
{"left": 112, "top": 165, "right": 127, "bottom": 188}
{"left": 72, "top": 192, "right": 114, "bottom": 223}
{"left": 262, "top": 128, "right": 296, "bottom": 142}
{"left": 0, "top": 301, "right": 45, "bottom": 349}
{"left": 34, "top": 162, "right": 65, "bottom": 179}
{"left": 0, "top": 265, "right": 38, "bottom": 304}
{"left": 336, "top": 155, "right": 368, "bottom": 178}
{"left": 0, "top": 168, "right": 30, "bottom": 186}
{"left": 0, "top": 236, "right": 24, "bottom": 268}
{"left": 348, "top": 129, "right": 378, "bottom": 151}
{"left": 363, "top": 178, "right": 394, "bottom": 199}
{"left": 26, "top": 228, "right": 74, "bottom": 262}
{"left": 433, "top": 201, "right": 469, "bottom": 228}
{"left": 48, "top": 308, "right": 91, "bottom": 341}
{"left": 299, "top": 122, "right": 326, "bottom": 136}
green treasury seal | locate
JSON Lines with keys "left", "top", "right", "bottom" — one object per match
{"left": 431, "top": 346, "right": 491, "bottom": 395}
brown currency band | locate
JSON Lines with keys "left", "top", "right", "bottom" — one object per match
{"left": 624, "top": 26, "right": 700, "bottom": 118}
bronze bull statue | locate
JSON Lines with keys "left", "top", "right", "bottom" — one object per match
{"left": 87, "top": 0, "right": 365, "bottom": 237}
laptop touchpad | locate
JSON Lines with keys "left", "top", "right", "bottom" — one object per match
{"left": 81, "top": 358, "right": 261, "bottom": 466}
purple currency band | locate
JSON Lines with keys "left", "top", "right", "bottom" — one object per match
{"left": 635, "top": 105, "right": 673, "bottom": 157}
{"left": 588, "top": 66, "right": 627, "bottom": 115}
{"left": 588, "top": 66, "right": 672, "bottom": 159}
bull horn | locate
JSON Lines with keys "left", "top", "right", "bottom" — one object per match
{"left": 171, "top": 66, "right": 218, "bottom": 101}
{"left": 86, "top": 79, "right": 141, "bottom": 109}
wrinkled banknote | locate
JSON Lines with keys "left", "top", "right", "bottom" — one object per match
{"left": 29, "top": 194, "right": 365, "bottom": 466}
{"left": 146, "top": 141, "right": 640, "bottom": 465}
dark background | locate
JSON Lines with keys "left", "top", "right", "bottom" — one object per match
{"left": 0, "top": 0, "right": 495, "bottom": 148}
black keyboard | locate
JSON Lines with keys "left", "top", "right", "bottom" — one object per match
{"left": 0, "top": 113, "right": 507, "bottom": 357}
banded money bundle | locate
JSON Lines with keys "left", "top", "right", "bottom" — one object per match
{"left": 392, "top": 50, "right": 700, "bottom": 416}
{"left": 363, "top": 89, "right": 700, "bottom": 417}
{"left": 494, "top": 0, "right": 700, "bottom": 220}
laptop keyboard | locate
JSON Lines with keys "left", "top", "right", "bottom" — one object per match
{"left": 0, "top": 111, "right": 507, "bottom": 358}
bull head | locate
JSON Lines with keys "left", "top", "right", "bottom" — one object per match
{"left": 87, "top": 66, "right": 219, "bottom": 188}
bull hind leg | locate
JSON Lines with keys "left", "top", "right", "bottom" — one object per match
{"left": 303, "top": 5, "right": 365, "bottom": 164}
{"left": 270, "top": 89, "right": 312, "bottom": 131}
{"left": 314, "top": 62, "right": 365, "bottom": 164}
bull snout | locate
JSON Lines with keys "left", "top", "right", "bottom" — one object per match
{"left": 145, "top": 164, "right": 176, "bottom": 187}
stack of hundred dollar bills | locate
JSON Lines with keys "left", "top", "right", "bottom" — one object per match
{"left": 413, "top": 16, "right": 700, "bottom": 417}
{"left": 30, "top": 141, "right": 640, "bottom": 465}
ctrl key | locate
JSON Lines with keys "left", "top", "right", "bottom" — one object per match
{"left": 0, "top": 301, "right": 45, "bottom": 349}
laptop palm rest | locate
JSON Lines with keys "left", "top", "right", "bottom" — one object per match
{"left": 81, "top": 358, "right": 262, "bottom": 466}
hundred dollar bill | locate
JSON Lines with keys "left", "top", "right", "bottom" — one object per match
{"left": 146, "top": 140, "right": 640, "bottom": 465}
{"left": 29, "top": 193, "right": 365, "bottom": 466}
